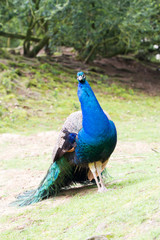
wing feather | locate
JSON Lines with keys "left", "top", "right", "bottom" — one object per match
{"left": 52, "top": 111, "right": 82, "bottom": 161}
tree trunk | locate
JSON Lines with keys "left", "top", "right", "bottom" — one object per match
{"left": 23, "top": 0, "right": 41, "bottom": 56}
{"left": 23, "top": 16, "right": 34, "bottom": 56}
{"left": 27, "top": 35, "right": 50, "bottom": 57}
{"left": 43, "top": 22, "right": 51, "bottom": 56}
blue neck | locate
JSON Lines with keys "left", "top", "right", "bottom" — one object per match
{"left": 78, "top": 80, "right": 110, "bottom": 137}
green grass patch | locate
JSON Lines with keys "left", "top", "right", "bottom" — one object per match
{"left": 0, "top": 152, "right": 160, "bottom": 240}
{"left": 0, "top": 56, "right": 159, "bottom": 142}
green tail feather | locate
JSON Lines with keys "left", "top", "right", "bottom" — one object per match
{"left": 11, "top": 157, "right": 73, "bottom": 207}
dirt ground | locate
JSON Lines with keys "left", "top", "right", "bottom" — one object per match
{"left": 8, "top": 47, "right": 160, "bottom": 95}
{"left": 0, "top": 131, "right": 58, "bottom": 217}
{"left": 50, "top": 52, "right": 160, "bottom": 96}
{"left": 0, "top": 131, "right": 159, "bottom": 218}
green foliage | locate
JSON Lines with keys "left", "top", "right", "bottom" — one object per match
{"left": 49, "top": 0, "right": 160, "bottom": 61}
{"left": 0, "top": 0, "right": 69, "bottom": 55}
{"left": 0, "top": 0, "right": 159, "bottom": 60}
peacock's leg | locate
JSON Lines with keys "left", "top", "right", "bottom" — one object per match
{"left": 96, "top": 161, "right": 107, "bottom": 192}
{"left": 88, "top": 162, "right": 101, "bottom": 191}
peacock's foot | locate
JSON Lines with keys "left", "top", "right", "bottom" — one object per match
{"left": 98, "top": 186, "right": 107, "bottom": 193}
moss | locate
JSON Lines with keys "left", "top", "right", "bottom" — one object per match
{"left": 1, "top": 78, "right": 16, "bottom": 94}
{"left": 27, "top": 78, "right": 38, "bottom": 88}
{"left": 0, "top": 62, "right": 8, "bottom": 71}
{"left": 0, "top": 48, "right": 12, "bottom": 59}
{"left": 39, "top": 63, "right": 51, "bottom": 71}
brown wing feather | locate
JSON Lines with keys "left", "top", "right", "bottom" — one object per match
{"left": 52, "top": 111, "right": 82, "bottom": 162}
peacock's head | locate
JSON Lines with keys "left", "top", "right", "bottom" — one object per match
{"left": 77, "top": 72, "right": 86, "bottom": 83}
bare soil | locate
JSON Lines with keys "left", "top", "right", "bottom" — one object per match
{"left": 50, "top": 53, "right": 160, "bottom": 95}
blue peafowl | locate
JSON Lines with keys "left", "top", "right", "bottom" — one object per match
{"left": 11, "top": 72, "right": 117, "bottom": 206}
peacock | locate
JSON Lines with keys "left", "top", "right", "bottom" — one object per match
{"left": 11, "top": 72, "right": 117, "bottom": 207}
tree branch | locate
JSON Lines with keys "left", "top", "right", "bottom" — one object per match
{"left": 0, "top": 31, "right": 41, "bottom": 42}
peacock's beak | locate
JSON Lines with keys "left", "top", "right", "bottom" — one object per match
{"left": 78, "top": 75, "right": 83, "bottom": 81}
{"left": 77, "top": 75, "right": 86, "bottom": 83}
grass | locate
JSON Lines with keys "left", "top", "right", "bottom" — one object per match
{"left": 0, "top": 152, "right": 160, "bottom": 240}
{"left": 0, "top": 55, "right": 159, "bottom": 142}
{"left": 0, "top": 53, "right": 160, "bottom": 240}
